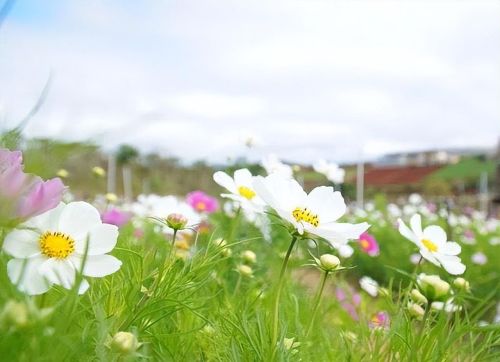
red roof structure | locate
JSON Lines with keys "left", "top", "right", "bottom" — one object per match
{"left": 361, "top": 165, "right": 443, "bottom": 186}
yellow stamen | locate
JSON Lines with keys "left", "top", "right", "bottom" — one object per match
{"left": 422, "top": 238, "right": 438, "bottom": 252}
{"left": 360, "top": 239, "right": 370, "bottom": 249}
{"left": 196, "top": 202, "right": 206, "bottom": 211}
{"left": 238, "top": 186, "right": 256, "bottom": 200}
{"left": 39, "top": 231, "right": 75, "bottom": 259}
{"left": 292, "top": 207, "right": 320, "bottom": 227}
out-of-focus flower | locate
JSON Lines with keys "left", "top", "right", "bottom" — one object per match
{"left": 92, "top": 166, "right": 106, "bottom": 177}
{"left": 471, "top": 251, "right": 487, "bottom": 265}
{"left": 101, "top": 208, "right": 131, "bottom": 227}
{"left": 253, "top": 173, "right": 369, "bottom": 250}
{"left": 241, "top": 250, "right": 257, "bottom": 264}
{"left": 410, "top": 253, "right": 423, "bottom": 265}
{"left": 313, "top": 159, "right": 345, "bottom": 184}
{"left": 369, "top": 311, "right": 390, "bottom": 330}
{"left": 430, "top": 299, "right": 461, "bottom": 313}
{"left": 357, "top": 232, "right": 379, "bottom": 256}
{"left": 0, "top": 148, "right": 65, "bottom": 223}
{"left": 186, "top": 190, "right": 218, "bottom": 213}
{"left": 213, "top": 168, "right": 265, "bottom": 210}
{"left": 110, "top": 331, "right": 141, "bottom": 354}
{"left": 408, "top": 193, "right": 423, "bottom": 205}
{"left": 417, "top": 274, "right": 450, "bottom": 301}
{"left": 0, "top": 299, "right": 53, "bottom": 330}
{"left": 398, "top": 214, "right": 465, "bottom": 275}
{"left": 261, "top": 154, "right": 293, "bottom": 178}
{"left": 3, "top": 201, "right": 122, "bottom": 295}
{"left": 56, "top": 169, "right": 69, "bottom": 178}
{"left": 462, "top": 229, "right": 476, "bottom": 245}
{"left": 336, "top": 286, "right": 361, "bottom": 320}
{"left": 359, "top": 276, "right": 379, "bottom": 297}
{"left": 410, "top": 289, "right": 428, "bottom": 305}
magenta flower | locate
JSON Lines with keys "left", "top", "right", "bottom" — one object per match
{"left": 336, "top": 286, "right": 361, "bottom": 320}
{"left": 0, "top": 148, "right": 65, "bottom": 223}
{"left": 358, "top": 232, "right": 379, "bottom": 256}
{"left": 369, "top": 311, "right": 390, "bottom": 330}
{"left": 101, "top": 208, "right": 131, "bottom": 227}
{"left": 186, "top": 190, "right": 218, "bottom": 213}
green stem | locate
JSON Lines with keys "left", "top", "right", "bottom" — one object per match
{"left": 168, "top": 229, "right": 178, "bottom": 261}
{"left": 305, "top": 270, "right": 329, "bottom": 337}
{"left": 271, "top": 234, "right": 298, "bottom": 358}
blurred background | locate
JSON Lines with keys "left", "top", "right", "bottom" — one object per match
{"left": 1, "top": 0, "right": 499, "bottom": 208}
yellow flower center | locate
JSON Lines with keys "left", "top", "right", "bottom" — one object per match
{"left": 195, "top": 202, "right": 206, "bottom": 211}
{"left": 292, "top": 207, "right": 319, "bottom": 227}
{"left": 238, "top": 186, "right": 256, "bottom": 200}
{"left": 360, "top": 239, "right": 370, "bottom": 249}
{"left": 39, "top": 231, "right": 75, "bottom": 259}
{"left": 422, "top": 238, "right": 438, "bottom": 252}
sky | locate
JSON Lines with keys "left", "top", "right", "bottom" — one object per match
{"left": 0, "top": 0, "right": 499, "bottom": 164}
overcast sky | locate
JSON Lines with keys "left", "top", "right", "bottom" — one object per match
{"left": 0, "top": 1, "right": 499, "bottom": 164}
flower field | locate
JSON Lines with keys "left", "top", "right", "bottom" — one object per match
{"left": 0, "top": 147, "right": 499, "bottom": 361}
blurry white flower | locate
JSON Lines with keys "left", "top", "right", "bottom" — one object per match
{"left": 387, "top": 203, "right": 402, "bottom": 218}
{"left": 408, "top": 193, "right": 423, "bottom": 205}
{"left": 364, "top": 202, "right": 375, "bottom": 212}
{"left": 338, "top": 244, "right": 354, "bottom": 258}
{"left": 213, "top": 168, "right": 264, "bottom": 211}
{"left": 489, "top": 237, "right": 500, "bottom": 246}
{"left": 3, "top": 202, "right": 121, "bottom": 295}
{"left": 398, "top": 214, "right": 465, "bottom": 275}
{"left": 359, "top": 276, "right": 379, "bottom": 297}
{"left": 261, "top": 154, "right": 293, "bottom": 178}
{"left": 471, "top": 252, "right": 487, "bottom": 265}
{"left": 410, "top": 253, "right": 423, "bottom": 265}
{"left": 253, "top": 174, "right": 369, "bottom": 249}
{"left": 313, "top": 159, "right": 345, "bottom": 184}
{"left": 430, "top": 299, "right": 461, "bottom": 313}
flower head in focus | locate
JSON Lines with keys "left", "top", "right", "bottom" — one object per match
{"left": 213, "top": 168, "right": 264, "bottom": 211}
{"left": 2, "top": 201, "right": 122, "bottom": 295}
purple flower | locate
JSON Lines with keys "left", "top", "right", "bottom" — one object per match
{"left": 0, "top": 148, "right": 65, "bottom": 222}
{"left": 101, "top": 208, "right": 131, "bottom": 227}
{"left": 186, "top": 190, "right": 218, "bottom": 213}
{"left": 369, "top": 311, "right": 390, "bottom": 330}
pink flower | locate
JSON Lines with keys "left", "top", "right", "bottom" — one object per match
{"left": 101, "top": 208, "right": 131, "bottom": 227}
{"left": 358, "top": 232, "right": 379, "bottom": 256}
{"left": 0, "top": 148, "right": 65, "bottom": 222}
{"left": 369, "top": 311, "right": 390, "bottom": 330}
{"left": 186, "top": 190, "right": 218, "bottom": 213}
{"left": 336, "top": 286, "right": 361, "bottom": 320}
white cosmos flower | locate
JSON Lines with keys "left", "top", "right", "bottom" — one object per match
{"left": 261, "top": 154, "right": 293, "bottom": 178}
{"left": 313, "top": 159, "right": 345, "bottom": 184}
{"left": 253, "top": 173, "right": 369, "bottom": 248}
{"left": 213, "top": 168, "right": 265, "bottom": 211}
{"left": 398, "top": 214, "right": 465, "bottom": 275}
{"left": 2, "top": 202, "right": 122, "bottom": 295}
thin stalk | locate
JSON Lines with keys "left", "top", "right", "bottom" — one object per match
{"left": 271, "top": 234, "right": 298, "bottom": 358}
{"left": 305, "top": 270, "right": 329, "bottom": 337}
{"left": 168, "top": 229, "right": 178, "bottom": 261}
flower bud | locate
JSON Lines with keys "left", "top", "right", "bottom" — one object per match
{"left": 417, "top": 274, "right": 450, "bottom": 301}
{"left": 166, "top": 213, "right": 188, "bottom": 231}
{"left": 410, "top": 289, "right": 428, "bottom": 305}
{"left": 105, "top": 193, "right": 118, "bottom": 203}
{"left": 319, "top": 254, "right": 340, "bottom": 271}
{"left": 241, "top": 250, "right": 257, "bottom": 264}
{"left": 92, "top": 166, "right": 106, "bottom": 177}
{"left": 453, "top": 277, "right": 470, "bottom": 292}
{"left": 408, "top": 302, "right": 425, "bottom": 320}
{"left": 237, "top": 264, "right": 253, "bottom": 277}
{"left": 213, "top": 238, "right": 232, "bottom": 257}
{"left": 57, "top": 169, "right": 69, "bottom": 178}
{"left": 110, "top": 331, "right": 140, "bottom": 354}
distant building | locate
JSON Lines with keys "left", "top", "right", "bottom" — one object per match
{"left": 376, "top": 148, "right": 488, "bottom": 167}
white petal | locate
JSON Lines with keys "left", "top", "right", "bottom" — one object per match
{"left": 437, "top": 255, "right": 466, "bottom": 275}
{"left": 39, "top": 258, "right": 76, "bottom": 289}
{"left": 440, "top": 242, "right": 461, "bottom": 256}
{"left": 306, "top": 187, "right": 346, "bottom": 223}
{"left": 423, "top": 225, "right": 447, "bottom": 246}
{"left": 3, "top": 229, "right": 40, "bottom": 258}
{"left": 398, "top": 218, "right": 418, "bottom": 244}
{"left": 58, "top": 201, "right": 102, "bottom": 239}
{"left": 410, "top": 214, "right": 423, "bottom": 238}
{"left": 213, "top": 171, "right": 237, "bottom": 194}
{"left": 314, "top": 222, "right": 369, "bottom": 244}
{"left": 233, "top": 168, "right": 253, "bottom": 187}
{"left": 78, "top": 279, "right": 90, "bottom": 294}
{"left": 7, "top": 257, "right": 51, "bottom": 295}
{"left": 23, "top": 202, "right": 66, "bottom": 232}
{"left": 419, "top": 249, "right": 440, "bottom": 266}
{"left": 75, "top": 224, "right": 118, "bottom": 255}
{"left": 253, "top": 174, "right": 305, "bottom": 214}
{"left": 72, "top": 254, "right": 122, "bottom": 277}
{"left": 338, "top": 244, "right": 354, "bottom": 258}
